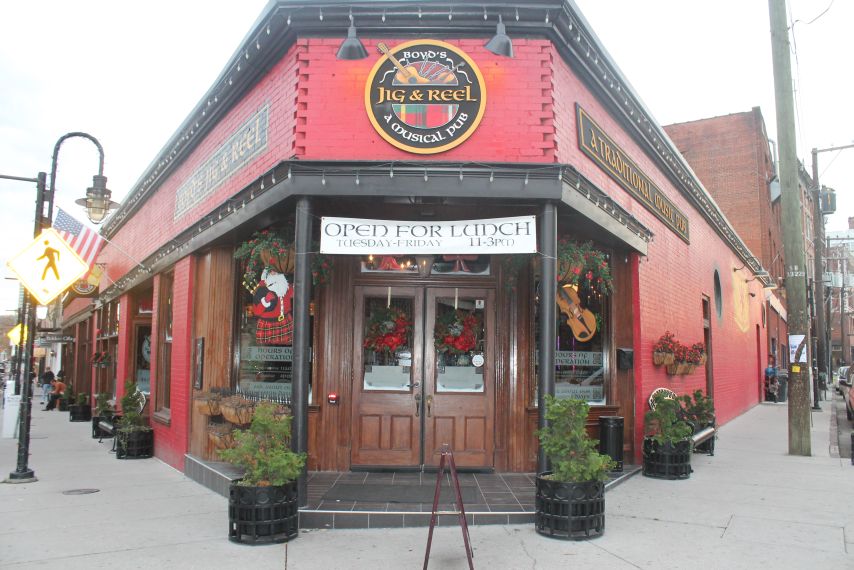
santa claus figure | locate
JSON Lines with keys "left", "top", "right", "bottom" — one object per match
{"left": 252, "top": 268, "right": 294, "bottom": 345}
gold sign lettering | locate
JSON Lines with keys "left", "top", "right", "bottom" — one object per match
{"left": 576, "top": 105, "right": 689, "bottom": 243}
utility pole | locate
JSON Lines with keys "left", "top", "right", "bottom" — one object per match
{"left": 769, "top": 0, "right": 810, "bottom": 455}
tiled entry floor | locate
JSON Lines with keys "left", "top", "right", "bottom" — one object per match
{"left": 184, "top": 454, "right": 639, "bottom": 530}
{"left": 300, "top": 467, "right": 640, "bottom": 530}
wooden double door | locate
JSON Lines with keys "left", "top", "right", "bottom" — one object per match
{"left": 351, "top": 285, "right": 495, "bottom": 469}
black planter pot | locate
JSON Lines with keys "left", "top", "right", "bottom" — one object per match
{"left": 116, "top": 428, "right": 154, "bottom": 459}
{"left": 535, "top": 474, "right": 605, "bottom": 540}
{"left": 69, "top": 405, "right": 92, "bottom": 422}
{"left": 642, "top": 438, "right": 692, "bottom": 480}
{"left": 229, "top": 481, "right": 299, "bottom": 545}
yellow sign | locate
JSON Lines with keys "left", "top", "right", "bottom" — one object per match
{"left": 6, "top": 323, "right": 27, "bottom": 345}
{"left": 6, "top": 228, "right": 89, "bottom": 305}
{"left": 792, "top": 365, "right": 801, "bottom": 373}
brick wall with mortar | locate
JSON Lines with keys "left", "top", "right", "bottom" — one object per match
{"left": 552, "top": 54, "right": 767, "bottom": 453}
{"left": 663, "top": 109, "right": 781, "bottom": 275}
{"left": 95, "top": 44, "right": 303, "bottom": 282}
{"left": 296, "top": 38, "right": 554, "bottom": 161}
{"left": 148, "top": 257, "right": 194, "bottom": 470}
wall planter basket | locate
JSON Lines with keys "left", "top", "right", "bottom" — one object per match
{"left": 642, "top": 438, "right": 692, "bottom": 480}
{"left": 68, "top": 405, "right": 92, "bottom": 422}
{"left": 208, "top": 423, "right": 235, "bottom": 450}
{"left": 116, "top": 428, "right": 154, "bottom": 459}
{"left": 228, "top": 481, "right": 299, "bottom": 545}
{"left": 535, "top": 475, "right": 605, "bottom": 540}
{"left": 220, "top": 397, "right": 255, "bottom": 425}
{"left": 194, "top": 393, "right": 222, "bottom": 417}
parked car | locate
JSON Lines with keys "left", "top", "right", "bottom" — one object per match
{"left": 839, "top": 368, "right": 854, "bottom": 422}
{"left": 836, "top": 366, "right": 850, "bottom": 394}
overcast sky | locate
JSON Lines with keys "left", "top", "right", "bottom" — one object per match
{"left": 1, "top": 0, "right": 851, "bottom": 315}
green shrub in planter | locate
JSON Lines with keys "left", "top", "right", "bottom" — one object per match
{"left": 69, "top": 392, "right": 91, "bottom": 422}
{"left": 116, "top": 380, "right": 152, "bottom": 459}
{"left": 679, "top": 389, "right": 715, "bottom": 454}
{"left": 535, "top": 396, "right": 615, "bottom": 540}
{"left": 643, "top": 392, "right": 693, "bottom": 479}
{"left": 220, "top": 401, "right": 306, "bottom": 544}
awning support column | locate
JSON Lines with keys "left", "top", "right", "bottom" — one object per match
{"left": 537, "top": 201, "right": 557, "bottom": 474}
{"left": 293, "top": 196, "right": 313, "bottom": 506}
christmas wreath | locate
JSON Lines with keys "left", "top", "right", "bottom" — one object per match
{"left": 235, "top": 228, "right": 333, "bottom": 292}
{"left": 556, "top": 238, "right": 613, "bottom": 295}
{"left": 363, "top": 306, "right": 411, "bottom": 354}
{"left": 435, "top": 309, "right": 481, "bottom": 355}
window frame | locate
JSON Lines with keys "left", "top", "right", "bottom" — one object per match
{"left": 154, "top": 271, "right": 174, "bottom": 421}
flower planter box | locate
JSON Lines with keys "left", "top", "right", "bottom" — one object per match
{"left": 642, "top": 438, "right": 692, "bottom": 480}
{"left": 116, "top": 428, "right": 154, "bottom": 459}
{"left": 229, "top": 481, "right": 299, "bottom": 545}
{"left": 68, "top": 405, "right": 92, "bottom": 422}
{"left": 534, "top": 474, "right": 605, "bottom": 540}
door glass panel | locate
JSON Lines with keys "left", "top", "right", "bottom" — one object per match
{"left": 434, "top": 295, "right": 485, "bottom": 393}
{"left": 362, "top": 296, "right": 413, "bottom": 391}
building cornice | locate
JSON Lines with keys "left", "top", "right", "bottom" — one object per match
{"left": 101, "top": 0, "right": 765, "bottom": 280}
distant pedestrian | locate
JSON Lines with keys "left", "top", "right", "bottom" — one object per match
{"left": 764, "top": 357, "right": 778, "bottom": 402}
{"left": 41, "top": 367, "right": 54, "bottom": 406}
{"left": 44, "top": 377, "right": 66, "bottom": 411}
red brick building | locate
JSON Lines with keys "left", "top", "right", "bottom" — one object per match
{"left": 664, "top": 109, "right": 788, "bottom": 364}
{"left": 62, "top": 1, "right": 773, "bottom": 490}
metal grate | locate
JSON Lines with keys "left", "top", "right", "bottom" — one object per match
{"left": 62, "top": 488, "right": 100, "bottom": 495}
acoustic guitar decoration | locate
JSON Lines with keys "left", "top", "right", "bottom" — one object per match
{"left": 556, "top": 286, "right": 597, "bottom": 342}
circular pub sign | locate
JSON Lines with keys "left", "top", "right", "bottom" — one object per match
{"left": 365, "top": 40, "right": 486, "bottom": 154}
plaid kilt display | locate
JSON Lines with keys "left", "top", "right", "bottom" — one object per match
{"left": 255, "top": 314, "right": 293, "bottom": 345}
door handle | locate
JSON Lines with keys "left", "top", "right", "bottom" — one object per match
{"left": 415, "top": 392, "right": 421, "bottom": 417}
{"left": 426, "top": 395, "right": 433, "bottom": 417}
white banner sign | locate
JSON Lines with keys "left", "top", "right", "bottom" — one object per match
{"left": 320, "top": 216, "right": 537, "bottom": 255}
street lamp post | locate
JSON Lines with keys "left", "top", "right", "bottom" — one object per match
{"left": 3, "top": 132, "right": 117, "bottom": 483}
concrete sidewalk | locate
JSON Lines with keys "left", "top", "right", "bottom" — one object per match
{"left": 1, "top": 401, "right": 852, "bottom": 569}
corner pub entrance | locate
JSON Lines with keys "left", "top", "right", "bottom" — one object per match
{"left": 72, "top": 1, "right": 774, "bottom": 527}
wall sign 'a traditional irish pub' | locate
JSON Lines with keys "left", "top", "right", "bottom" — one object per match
{"left": 576, "top": 105, "right": 690, "bottom": 242}
{"left": 365, "top": 40, "right": 486, "bottom": 154}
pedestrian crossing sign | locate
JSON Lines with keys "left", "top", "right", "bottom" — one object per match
{"left": 6, "top": 228, "right": 90, "bottom": 305}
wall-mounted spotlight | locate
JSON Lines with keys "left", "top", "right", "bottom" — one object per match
{"left": 485, "top": 15, "right": 514, "bottom": 57}
{"left": 336, "top": 17, "right": 368, "bottom": 60}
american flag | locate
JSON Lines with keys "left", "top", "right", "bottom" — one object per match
{"left": 53, "top": 208, "right": 104, "bottom": 269}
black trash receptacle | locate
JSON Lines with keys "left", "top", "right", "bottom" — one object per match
{"left": 777, "top": 370, "right": 789, "bottom": 402}
{"left": 598, "top": 416, "right": 623, "bottom": 471}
